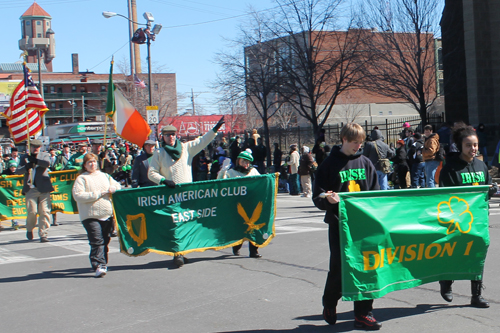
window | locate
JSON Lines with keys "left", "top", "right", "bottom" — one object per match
{"left": 72, "top": 85, "right": 76, "bottom": 92}
{"left": 26, "top": 21, "right": 30, "bottom": 26}
{"left": 154, "top": 83, "right": 159, "bottom": 91}
{"left": 59, "top": 104, "right": 63, "bottom": 109}
{"left": 50, "top": 86, "right": 55, "bottom": 93}
{"left": 437, "top": 48, "right": 443, "bottom": 71}
{"left": 80, "top": 86, "right": 87, "bottom": 93}
{"left": 37, "top": 33, "right": 42, "bottom": 38}
{"left": 101, "top": 85, "right": 106, "bottom": 92}
{"left": 379, "top": 111, "right": 383, "bottom": 116}
{"left": 47, "top": 22, "right": 50, "bottom": 26}
{"left": 51, "top": 102, "right": 56, "bottom": 109}
{"left": 43, "top": 86, "right": 48, "bottom": 94}
{"left": 57, "top": 87, "right": 62, "bottom": 93}
{"left": 101, "top": 101, "right": 106, "bottom": 107}
{"left": 388, "top": 111, "right": 393, "bottom": 116}
{"left": 439, "top": 79, "right": 444, "bottom": 96}
{"left": 37, "top": 21, "right": 41, "bottom": 25}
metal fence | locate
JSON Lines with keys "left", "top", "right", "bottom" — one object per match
{"left": 268, "top": 113, "right": 445, "bottom": 151}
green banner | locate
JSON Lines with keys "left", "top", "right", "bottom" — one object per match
{"left": 112, "top": 173, "right": 278, "bottom": 256}
{"left": 339, "top": 186, "right": 490, "bottom": 301}
{"left": 0, "top": 170, "right": 79, "bottom": 220}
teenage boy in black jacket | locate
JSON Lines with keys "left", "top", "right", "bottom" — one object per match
{"left": 313, "top": 123, "right": 381, "bottom": 330}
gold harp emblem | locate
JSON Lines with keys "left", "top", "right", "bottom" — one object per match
{"left": 126, "top": 213, "right": 147, "bottom": 246}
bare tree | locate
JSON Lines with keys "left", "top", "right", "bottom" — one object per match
{"left": 334, "top": 91, "right": 364, "bottom": 123}
{"left": 270, "top": 0, "right": 368, "bottom": 140}
{"left": 360, "top": 0, "right": 441, "bottom": 122}
{"left": 271, "top": 103, "right": 295, "bottom": 129}
{"left": 214, "top": 9, "right": 284, "bottom": 168}
{"left": 117, "top": 58, "right": 178, "bottom": 133}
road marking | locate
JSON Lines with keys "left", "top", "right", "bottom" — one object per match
{"left": 275, "top": 213, "right": 325, "bottom": 221}
{"left": 275, "top": 225, "right": 326, "bottom": 235}
{"left": 0, "top": 247, "right": 34, "bottom": 264}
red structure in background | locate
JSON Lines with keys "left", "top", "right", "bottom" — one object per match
{"left": 161, "top": 114, "right": 245, "bottom": 137}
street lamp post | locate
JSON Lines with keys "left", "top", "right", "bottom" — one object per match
{"left": 102, "top": 11, "right": 161, "bottom": 107}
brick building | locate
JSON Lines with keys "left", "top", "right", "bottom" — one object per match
{"left": 0, "top": 2, "right": 177, "bottom": 139}
{"left": 244, "top": 29, "right": 443, "bottom": 128}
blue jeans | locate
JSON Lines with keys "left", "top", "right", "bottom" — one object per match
{"left": 425, "top": 160, "right": 440, "bottom": 188}
{"left": 411, "top": 162, "right": 425, "bottom": 188}
{"left": 376, "top": 170, "right": 389, "bottom": 190}
{"left": 289, "top": 173, "right": 300, "bottom": 195}
{"left": 82, "top": 218, "right": 113, "bottom": 271}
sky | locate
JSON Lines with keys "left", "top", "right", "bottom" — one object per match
{"left": 0, "top": 0, "right": 277, "bottom": 114}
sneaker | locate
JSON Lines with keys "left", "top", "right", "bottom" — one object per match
{"left": 323, "top": 307, "right": 337, "bottom": 325}
{"left": 26, "top": 230, "right": 33, "bottom": 240}
{"left": 12, "top": 220, "right": 20, "bottom": 230}
{"left": 95, "top": 265, "right": 107, "bottom": 278}
{"left": 354, "top": 313, "right": 382, "bottom": 330}
{"left": 40, "top": 237, "right": 50, "bottom": 243}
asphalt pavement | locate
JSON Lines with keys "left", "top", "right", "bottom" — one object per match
{"left": 1, "top": 193, "right": 499, "bottom": 333}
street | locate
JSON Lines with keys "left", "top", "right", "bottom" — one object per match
{"left": 1, "top": 193, "right": 499, "bottom": 333}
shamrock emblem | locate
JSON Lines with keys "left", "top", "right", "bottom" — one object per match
{"left": 437, "top": 196, "right": 473, "bottom": 234}
{"left": 348, "top": 180, "right": 360, "bottom": 192}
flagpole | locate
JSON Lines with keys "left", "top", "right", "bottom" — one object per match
{"left": 23, "top": 63, "right": 33, "bottom": 188}
{"left": 102, "top": 57, "right": 114, "bottom": 169}
{"left": 24, "top": 63, "right": 31, "bottom": 152}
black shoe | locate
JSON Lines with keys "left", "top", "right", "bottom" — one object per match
{"left": 323, "top": 307, "right": 337, "bottom": 325}
{"left": 40, "top": 237, "right": 50, "bottom": 243}
{"left": 51, "top": 223, "right": 59, "bottom": 226}
{"left": 233, "top": 248, "right": 240, "bottom": 256}
{"left": 354, "top": 313, "right": 382, "bottom": 330}
{"left": 250, "top": 252, "right": 262, "bottom": 258}
{"left": 471, "top": 295, "right": 490, "bottom": 308}
{"left": 26, "top": 231, "right": 33, "bottom": 240}
{"left": 471, "top": 281, "right": 489, "bottom": 308}
{"left": 173, "top": 255, "right": 184, "bottom": 268}
{"left": 110, "top": 231, "right": 118, "bottom": 237}
{"left": 440, "top": 280, "right": 453, "bottom": 302}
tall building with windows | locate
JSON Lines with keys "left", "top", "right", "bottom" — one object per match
{"left": 0, "top": 2, "right": 177, "bottom": 139}
{"left": 18, "top": 1, "right": 56, "bottom": 72}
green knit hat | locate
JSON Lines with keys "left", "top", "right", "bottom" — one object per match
{"left": 8, "top": 160, "right": 18, "bottom": 168}
{"left": 237, "top": 151, "right": 253, "bottom": 162}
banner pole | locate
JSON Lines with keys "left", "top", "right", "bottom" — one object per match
{"left": 102, "top": 116, "right": 109, "bottom": 170}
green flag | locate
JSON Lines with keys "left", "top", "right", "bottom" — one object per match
{"left": 338, "top": 186, "right": 490, "bottom": 301}
{"left": 112, "top": 174, "right": 278, "bottom": 256}
{"left": 0, "top": 170, "right": 79, "bottom": 220}
{"left": 105, "top": 59, "right": 115, "bottom": 118}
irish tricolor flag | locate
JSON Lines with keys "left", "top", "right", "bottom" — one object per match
{"left": 106, "top": 60, "right": 151, "bottom": 146}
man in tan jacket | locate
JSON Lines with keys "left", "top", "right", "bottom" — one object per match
{"left": 423, "top": 125, "right": 441, "bottom": 188}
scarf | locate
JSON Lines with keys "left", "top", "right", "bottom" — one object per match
{"left": 234, "top": 165, "right": 252, "bottom": 175}
{"left": 163, "top": 140, "right": 182, "bottom": 161}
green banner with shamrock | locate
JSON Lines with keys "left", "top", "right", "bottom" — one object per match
{"left": 112, "top": 173, "right": 278, "bottom": 256}
{"left": 338, "top": 186, "right": 490, "bottom": 301}
{"left": 0, "top": 170, "right": 79, "bottom": 220}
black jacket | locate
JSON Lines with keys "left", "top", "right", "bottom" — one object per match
{"left": 439, "top": 153, "right": 497, "bottom": 198}
{"left": 391, "top": 146, "right": 408, "bottom": 167}
{"left": 313, "top": 146, "right": 379, "bottom": 226}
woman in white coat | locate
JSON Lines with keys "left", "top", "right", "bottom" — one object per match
{"left": 72, "top": 153, "right": 121, "bottom": 277}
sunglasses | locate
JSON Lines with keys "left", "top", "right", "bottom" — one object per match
{"left": 164, "top": 133, "right": 176, "bottom": 136}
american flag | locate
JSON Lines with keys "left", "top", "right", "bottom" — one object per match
{"left": 134, "top": 74, "right": 146, "bottom": 89}
{"left": 0, "top": 65, "right": 48, "bottom": 143}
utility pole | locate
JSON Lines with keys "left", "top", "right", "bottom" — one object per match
{"left": 191, "top": 88, "right": 196, "bottom": 115}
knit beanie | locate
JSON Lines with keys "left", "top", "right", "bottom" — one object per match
{"left": 237, "top": 151, "right": 254, "bottom": 162}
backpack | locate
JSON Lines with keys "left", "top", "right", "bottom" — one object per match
{"left": 411, "top": 142, "right": 424, "bottom": 163}
{"left": 374, "top": 142, "right": 392, "bottom": 174}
